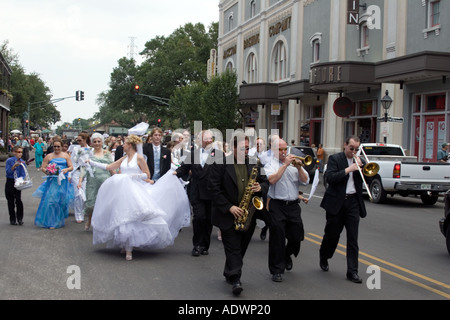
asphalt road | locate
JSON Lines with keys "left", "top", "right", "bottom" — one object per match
{"left": 1, "top": 157, "right": 449, "bottom": 304}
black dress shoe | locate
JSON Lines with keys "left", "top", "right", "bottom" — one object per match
{"left": 200, "top": 248, "right": 209, "bottom": 255}
{"left": 191, "top": 246, "right": 201, "bottom": 257}
{"left": 10, "top": 221, "right": 18, "bottom": 225}
{"left": 260, "top": 226, "right": 267, "bottom": 240}
{"left": 18, "top": 221, "right": 24, "bottom": 226}
{"left": 285, "top": 256, "right": 293, "bottom": 271}
{"left": 346, "top": 272, "right": 362, "bottom": 283}
{"left": 319, "top": 258, "right": 329, "bottom": 272}
{"left": 232, "top": 280, "right": 243, "bottom": 296}
{"left": 271, "top": 273, "right": 282, "bottom": 282}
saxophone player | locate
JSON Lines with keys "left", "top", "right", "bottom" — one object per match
{"left": 264, "top": 138, "right": 309, "bottom": 283}
{"left": 208, "top": 133, "right": 268, "bottom": 296}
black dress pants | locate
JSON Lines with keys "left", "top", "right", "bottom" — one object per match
{"left": 268, "top": 200, "right": 304, "bottom": 274}
{"left": 5, "top": 178, "right": 24, "bottom": 223}
{"left": 319, "top": 197, "right": 360, "bottom": 273}
{"left": 220, "top": 218, "right": 256, "bottom": 282}
{"left": 191, "top": 199, "right": 213, "bottom": 250}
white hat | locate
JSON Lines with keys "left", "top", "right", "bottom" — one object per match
{"left": 128, "top": 122, "right": 149, "bottom": 136}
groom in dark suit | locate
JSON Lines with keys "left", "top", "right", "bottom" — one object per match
{"left": 319, "top": 135, "right": 368, "bottom": 283}
{"left": 143, "top": 127, "right": 171, "bottom": 182}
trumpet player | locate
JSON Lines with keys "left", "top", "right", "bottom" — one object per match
{"left": 264, "top": 139, "right": 309, "bottom": 282}
{"left": 319, "top": 135, "right": 368, "bottom": 283}
{"left": 208, "top": 134, "right": 268, "bottom": 295}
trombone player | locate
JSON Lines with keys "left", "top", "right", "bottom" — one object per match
{"left": 319, "top": 135, "right": 368, "bottom": 283}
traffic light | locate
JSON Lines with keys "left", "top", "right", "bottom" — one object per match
{"left": 134, "top": 85, "right": 140, "bottom": 95}
{"left": 157, "top": 119, "right": 161, "bottom": 127}
{"left": 76, "top": 90, "right": 85, "bottom": 101}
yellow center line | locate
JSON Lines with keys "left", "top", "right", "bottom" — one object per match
{"left": 305, "top": 233, "right": 450, "bottom": 299}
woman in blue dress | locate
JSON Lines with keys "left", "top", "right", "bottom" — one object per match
{"left": 33, "top": 137, "right": 75, "bottom": 229}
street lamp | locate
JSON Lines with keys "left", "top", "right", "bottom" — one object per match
{"left": 381, "top": 90, "right": 393, "bottom": 121}
{"left": 381, "top": 90, "right": 393, "bottom": 143}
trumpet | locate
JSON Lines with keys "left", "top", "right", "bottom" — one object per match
{"left": 353, "top": 148, "right": 380, "bottom": 201}
{"left": 290, "top": 155, "right": 313, "bottom": 167}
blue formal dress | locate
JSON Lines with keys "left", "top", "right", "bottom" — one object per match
{"left": 33, "top": 158, "right": 75, "bottom": 229}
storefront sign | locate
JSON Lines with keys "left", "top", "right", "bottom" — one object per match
{"left": 244, "top": 34, "right": 260, "bottom": 50}
{"left": 271, "top": 103, "right": 281, "bottom": 116}
{"left": 347, "top": 0, "right": 360, "bottom": 25}
{"left": 310, "top": 65, "right": 342, "bottom": 85}
{"left": 269, "top": 16, "right": 292, "bottom": 37}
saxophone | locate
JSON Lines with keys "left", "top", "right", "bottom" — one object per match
{"left": 235, "top": 165, "right": 264, "bottom": 231}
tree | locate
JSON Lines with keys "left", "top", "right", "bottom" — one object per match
{"left": 1, "top": 40, "right": 61, "bottom": 128}
{"left": 95, "top": 22, "right": 219, "bottom": 129}
{"left": 169, "top": 70, "right": 242, "bottom": 134}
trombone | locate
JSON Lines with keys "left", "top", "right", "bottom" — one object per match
{"left": 353, "top": 147, "right": 380, "bottom": 201}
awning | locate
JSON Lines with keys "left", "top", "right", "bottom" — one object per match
{"left": 278, "top": 79, "right": 326, "bottom": 100}
{"left": 309, "top": 61, "right": 380, "bottom": 93}
{"left": 375, "top": 51, "right": 450, "bottom": 84}
{"left": 239, "top": 82, "right": 279, "bottom": 105}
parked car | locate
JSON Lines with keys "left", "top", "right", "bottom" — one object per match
{"left": 439, "top": 190, "right": 450, "bottom": 255}
{"left": 287, "top": 146, "right": 319, "bottom": 182}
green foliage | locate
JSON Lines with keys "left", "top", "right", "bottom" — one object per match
{"left": 1, "top": 40, "right": 61, "bottom": 128}
{"left": 95, "top": 22, "right": 225, "bottom": 130}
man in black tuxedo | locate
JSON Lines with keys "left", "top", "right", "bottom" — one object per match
{"left": 319, "top": 135, "right": 368, "bottom": 283}
{"left": 208, "top": 134, "right": 268, "bottom": 295}
{"left": 143, "top": 127, "right": 171, "bottom": 182}
{"left": 174, "top": 130, "right": 215, "bottom": 257}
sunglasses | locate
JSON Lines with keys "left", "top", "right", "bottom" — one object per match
{"left": 349, "top": 146, "right": 360, "bottom": 152}
{"left": 279, "top": 148, "right": 288, "bottom": 151}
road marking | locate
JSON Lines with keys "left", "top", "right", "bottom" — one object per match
{"left": 306, "top": 233, "right": 450, "bottom": 299}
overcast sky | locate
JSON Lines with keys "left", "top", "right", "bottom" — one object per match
{"left": 1, "top": 0, "right": 219, "bottom": 126}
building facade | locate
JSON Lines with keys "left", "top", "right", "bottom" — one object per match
{"left": 0, "top": 51, "right": 12, "bottom": 142}
{"left": 217, "top": 0, "right": 450, "bottom": 161}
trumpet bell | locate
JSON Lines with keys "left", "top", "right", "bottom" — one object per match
{"left": 363, "top": 162, "right": 380, "bottom": 177}
{"left": 303, "top": 155, "right": 313, "bottom": 166}
{"left": 291, "top": 155, "right": 313, "bottom": 166}
{"left": 252, "top": 196, "right": 264, "bottom": 210}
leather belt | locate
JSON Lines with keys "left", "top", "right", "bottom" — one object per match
{"left": 345, "top": 193, "right": 358, "bottom": 199}
{"left": 271, "top": 199, "right": 300, "bottom": 206}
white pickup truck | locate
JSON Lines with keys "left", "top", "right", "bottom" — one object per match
{"left": 358, "top": 143, "right": 450, "bottom": 205}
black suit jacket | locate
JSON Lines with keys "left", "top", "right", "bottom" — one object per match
{"left": 175, "top": 147, "right": 220, "bottom": 203}
{"left": 143, "top": 143, "right": 172, "bottom": 179}
{"left": 320, "top": 152, "right": 367, "bottom": 218}
{"left": 208, "top": 155, "right": 269, "bottom": 230}
{"left": 114, "top": 145, "right": 124, "bottom": 161}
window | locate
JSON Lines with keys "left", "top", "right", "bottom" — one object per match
{"left": 429, "top": 0, "right": 440, "bottom": 27}
{"left": 309, "top": 33, "right": 322, "bottom": 64}
{"left": 271, "top": 41, "right": 287, "bottom": 82}
{"left": 245, "top": 53, "right": 258, "bottom": 83}
{"left": 250, "top": 1, "right": 256, "bottom": 18}
{"left": 357, "top": 22, "right": 370, "bottom": 56}
{"left": 423, "top": 0, "right": 441, "bottom": 37}
{"left": 228, "top": 14, "right": 234, "bottom": 32}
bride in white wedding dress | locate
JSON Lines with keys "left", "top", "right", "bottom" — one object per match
{"left": 88, "top": 135, "right": 190, "bottom": 261}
